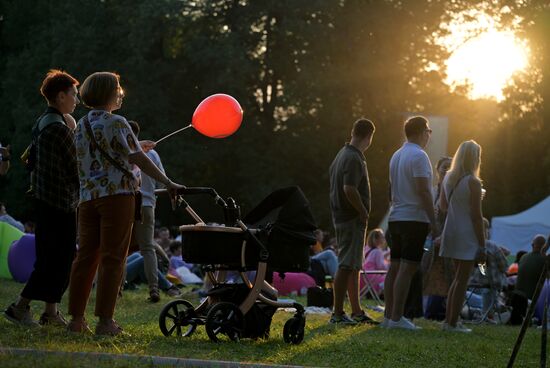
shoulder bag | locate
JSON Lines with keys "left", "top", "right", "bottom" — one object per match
{"left": 83, "top": 115, "right": 142, "bottom": 221}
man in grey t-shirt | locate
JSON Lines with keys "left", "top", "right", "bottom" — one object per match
{"left": 328, "top": 118, "right": 377, "bottom": 325}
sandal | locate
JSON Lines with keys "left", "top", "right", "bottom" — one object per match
{"left": 95, "top": 319, "right": 130, "bottom": 337}
{"left": 67, "top": 318, "right": 92, "bottom": 334}
{"left": 39, "top": 311, "right": 68, "bottom": 327}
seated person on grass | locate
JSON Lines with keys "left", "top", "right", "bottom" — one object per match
{"left": 507, "top": 250, "right": 527, "bottom": 287}
{"left": 508, "top": 235, "right": 547, "bottom": 325}
{"left": 125, "top": 252, "right": 181, "bottom": 300}
{"left": 361, "top": 228, "right": 389, "bottom": 296}
{"left": 155, "top": 226, "right": 174, "bottom": 255}
{"left": 169, "top": 241, "right": 203, "bottom": 284}
{"left": 467, "top": 220, "right": 508, "bottom": 322}
{"left": 0, "top": 201, "right": 25, "bottom": 232}
{"left": 308, "top": 235, "right": 338, "bottom": 285}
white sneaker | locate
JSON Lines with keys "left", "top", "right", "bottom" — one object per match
{"left": 379, "top": 317, "right": 390, "bottom": 328}
{"left": 388, "top": 317, "right": 420, "bottom": 330}
{"left": 444, "top": 322, "right": 472, "bottom": 333}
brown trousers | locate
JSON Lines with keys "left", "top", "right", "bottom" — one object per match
{"left": 68, "top": 194, "right": 135, "bottom": 319}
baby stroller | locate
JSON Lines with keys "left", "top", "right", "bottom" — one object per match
{"left": 157, "top": 186, "right": 317, "bottom": 344}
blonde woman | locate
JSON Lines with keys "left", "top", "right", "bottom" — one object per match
{"left": 439, "top": 140, "right": 486, "bottom": 333}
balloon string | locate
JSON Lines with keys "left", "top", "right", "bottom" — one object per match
{"left": 155, "top": 124, "right": 193, "bottom": 145}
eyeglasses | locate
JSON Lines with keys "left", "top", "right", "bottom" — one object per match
{"left": 425, "top": 128, "right": 433, "bottom": 134}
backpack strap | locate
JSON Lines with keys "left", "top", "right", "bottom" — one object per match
{"left": 37, "top": 113, "right": 65, "bottom": 131}
{"left": 31, "top": 113, "right": 66, "bottom": 140}
{"left": 21, "top": 113, "right": 66, "bottom": 169}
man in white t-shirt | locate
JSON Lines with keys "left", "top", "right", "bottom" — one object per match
{"left": 383, "top": 116, "right": 436, "bottom": 330}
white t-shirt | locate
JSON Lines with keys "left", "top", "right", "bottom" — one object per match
{"left": 388, "top": 142, "right": 433, "bottom": 223}
{"left": 75, "top": 110, "right": 142, "bottom": 203}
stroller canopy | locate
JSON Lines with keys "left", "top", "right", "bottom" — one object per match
{"left": 243, "top": 186, "right": 317, "bottom": 246}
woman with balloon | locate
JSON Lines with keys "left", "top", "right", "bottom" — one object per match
{"left": 67, "top": 71, "right": 185, "bottom": 336}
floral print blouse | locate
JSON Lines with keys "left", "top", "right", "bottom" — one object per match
{"left": 75, "top": 110, "right": 142, "bottom": 203}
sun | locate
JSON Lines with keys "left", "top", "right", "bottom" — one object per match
{"left": 444, "top": 30, "right": 529, "bottom": 101}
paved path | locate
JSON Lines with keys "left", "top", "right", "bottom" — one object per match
{"left": 0, "top": 347, "right": 308, "bottom": 368}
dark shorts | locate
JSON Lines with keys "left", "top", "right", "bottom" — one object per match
{"left": 334, "top": 218, "right": 366, "bottom": 270}
{"left": 387, "top": 221, "right": 430, "bottom": 263}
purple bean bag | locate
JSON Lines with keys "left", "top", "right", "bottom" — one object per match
{"left": 534, "top": 280, "right": 550, "bottom": 323}
{"left": 7, "top": 234, "right": 36, "bottom": 283}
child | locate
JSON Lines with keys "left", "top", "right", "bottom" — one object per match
{"left": 169, "top": 241, "right": 202, "bottom": 284}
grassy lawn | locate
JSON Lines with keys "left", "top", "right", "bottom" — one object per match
{"left": 0, "top": 279, "right": 543, "bottom": 367}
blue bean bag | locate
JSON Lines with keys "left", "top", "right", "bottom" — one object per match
{"left": 8, "top": 234, "right": 36, "bottom": 283}
{"left": 534, "top": 280, "right": 550, "bottom": 323}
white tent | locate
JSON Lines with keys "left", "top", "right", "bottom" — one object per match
{"left": 490, "top": 196, "right": 550, "bottom": 254}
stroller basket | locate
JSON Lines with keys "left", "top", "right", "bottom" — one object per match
{"left": 181, "top": 225, "right": 264, "bottom": 269}
{"left": 182, "top": 186, "right": 317, "bottom": 272}
{"left": 180, "top": 224, "right": 312, "bottom": 271}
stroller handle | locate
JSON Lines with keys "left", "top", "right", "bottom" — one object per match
{"left": 155, "top": 186, "right": 218, "bottom": 197}
{"left": 155, "top": 187, "right": 227, "bottom": 207}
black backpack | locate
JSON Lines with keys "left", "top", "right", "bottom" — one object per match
{"left": 20, "top": 113, "right": 65, "bottom": 172}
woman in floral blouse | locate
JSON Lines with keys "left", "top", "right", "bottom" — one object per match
{"left": 68, "top": 72, "right": 184, "bottom": 336}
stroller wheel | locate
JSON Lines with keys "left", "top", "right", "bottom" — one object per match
{"left": 159, "top": 299, "right": 197, "bottom": 337}
{"left": 205, "top": 302, "right": 244, "bottom": 343}
{"left": 283, "top": 316, "right": 305, "bottom": 344}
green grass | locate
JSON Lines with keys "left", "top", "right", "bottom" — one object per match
{"left": 0, "top": 279, "right": 544, "bottom": 367}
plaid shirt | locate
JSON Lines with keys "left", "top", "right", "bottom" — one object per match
{"left": 32, "top": 108, "right": 79, "bottom": 212}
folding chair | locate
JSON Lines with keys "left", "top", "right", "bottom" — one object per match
{"left": 463, "top": 282, "right": 510, "bottom": 324}
{"left": 360, "top": 270, "right": 387, "bottom": 307}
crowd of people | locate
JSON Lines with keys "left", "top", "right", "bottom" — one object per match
{"left": 1, "top": 70, "right": 549, "bottom": 339}
{"left": 327, "top": 116, "right": 550, "bottom": 333}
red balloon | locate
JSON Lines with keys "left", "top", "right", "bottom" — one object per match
{"left": 192, "top": 94, "right": 243, "bottom": 138}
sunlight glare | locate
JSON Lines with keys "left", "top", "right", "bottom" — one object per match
{"left": 445, "top": 31, "right": 528, "bottom": 101}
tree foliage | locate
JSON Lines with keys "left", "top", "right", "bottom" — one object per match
{"left": 0, "top": 0, "right": 548, "bottom": 233}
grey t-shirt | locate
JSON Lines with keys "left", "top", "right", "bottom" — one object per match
{"left": 329, "top": 143, "right": 370, "bottom": 224}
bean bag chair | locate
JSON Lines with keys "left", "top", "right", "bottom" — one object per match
{"left": 534, "top": 280, "right": 550, "bottom": 323}
{"left": 0, "top": 222, "right": 24, "bottom": 279}
{"left": 8, "top": 234, "right": 36, "bottom": 283}
{"left": 166, "top": 273, "right": 181, "bottom": 285}
{"left": 273, "top": 272, "right": 316, "bottom": 296}
{"left": 175, "top": 266, "right": 203, "bottom": 284}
